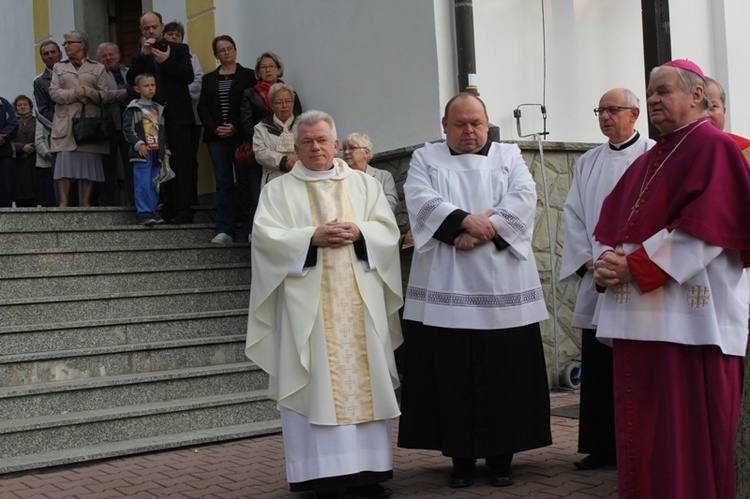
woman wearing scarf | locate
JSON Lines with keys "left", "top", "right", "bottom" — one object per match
{"left": 197, "top": 35, "right": 256, "bottom": 244}
{"left": 252, "top": 83, "right": 300, "bottom": 187}
{"left": 240, "top": 51, "right": 302, "bottom": 223}
{"left": 11, "top": 95, "right": 37, "bottom": 207}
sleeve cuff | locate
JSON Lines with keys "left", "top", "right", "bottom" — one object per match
{"left": 304, "top": 243, "right": 318, "bottom": 268}
{"left": 491, "top": 235, "right": 510, "bottom": 251}
{"left": 626, "top": 246, "right": 670, "bottom": 293}
{"left": 576, "top": 264, "right": 588, "bottom": 278}
{"left": 353, "top": 238, "right": 367, "bottom": 261}
{"left": 433, "top": 209, "right": 469, "bottom": 245}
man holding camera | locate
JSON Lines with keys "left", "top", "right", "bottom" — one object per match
{"left": 127, "top": 11, "right": 195, "bottom": 224}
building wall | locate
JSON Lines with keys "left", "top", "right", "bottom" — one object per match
{"left": 197, "top": 0, "right": 445, "bottom": 153}
{"left": 472, "top": 1, "right": 649, "bottom": 144}
{"left": 4, "top": 0, "right": 748, "bottom": 145}
{"left": 669, "top": 0, "right": 750, "bottom": 136}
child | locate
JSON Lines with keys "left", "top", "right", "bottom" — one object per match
{"left": 122, "top": 73, "right": 170, "bottom": 225}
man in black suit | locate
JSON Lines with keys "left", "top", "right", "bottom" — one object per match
{"left": 127, "top": 11, "right": 196, "bottom": 224}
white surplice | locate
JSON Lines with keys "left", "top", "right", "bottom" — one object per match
{"left": 403, "top": 141, "right": 548, "bottom": 329}
{"left": 593, "top": 229, "right": 749, "bottom": 356}
{"left": 559, "top": 134, "right": 654, "bottom": 328}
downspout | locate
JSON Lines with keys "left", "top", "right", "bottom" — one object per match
{"left": 453, "top": 0, "right": 500, "bottom": 140}
{"left": 454, "top": 0, "right": 477, "bottom": 94}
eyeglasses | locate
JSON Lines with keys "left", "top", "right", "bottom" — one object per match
{"left": 342, "top": 146, "right": 367, "bottom": 152}
{"left": 260, "top": 65, "right": 277, "bottom": 71}
{"left": 593, "top": 106, "right": 634, "bottom": 116}
{"left": 272, "top": 99, "right": 293, "bottom": 107}
{"left": 216, "top": 47, "right": 235, "bottom": 54}
{"left": 62, "top": 41, "right": 82, "bottom": 47}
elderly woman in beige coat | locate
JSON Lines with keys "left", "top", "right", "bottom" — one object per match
{"left": 50, "top": 30, "right": 109, "bottom": 207}
{"left": 252, "top": 82, "right": 300, "bottom": 187}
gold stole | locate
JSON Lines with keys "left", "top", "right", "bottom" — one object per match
{"left": 307, "top": 179, "right": 374, "bottom": 425}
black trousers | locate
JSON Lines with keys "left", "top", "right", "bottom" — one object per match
{"left": 162, "top": 124, "right": 196, "bottom": 221}
{"left": 577, "top": 328, "right": 616, "bottom": 456}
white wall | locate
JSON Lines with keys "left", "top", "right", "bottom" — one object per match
{"left": 473, "top": 0, "right": 649, "bottom": 143}
{"left": 0, "top": 1, "right": 38, "bottom": 102}
{"left": 433, "top": 0, "right": 457, "bottom": 129}
{"left": 206, "top": 0, "right": 444, "bottom": 153}
{"left": 670, "top": 0, "right": 750, "bottom": 136}
{"left": 0, "top": 0, "right": 76, "bottom": 105}
{"left": 5, "top": 0, "right": 747, "bottom": 147}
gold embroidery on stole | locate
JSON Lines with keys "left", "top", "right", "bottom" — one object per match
{"left": 307, "top": 179, "right": 374, "bottom": 424}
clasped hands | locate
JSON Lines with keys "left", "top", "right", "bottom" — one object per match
{"left": 312, "top": 218, "right": 361, "bottom": 248}
{"left": 454, "top": 211, "right": 497, "bottom": 250}
{"left": 594, "top": 247, "right": 634, "bottom": 288}
{"left": 74, "top": 87, "right": 89, "bottom": 105}
{"left": 215, "top": 123, "right": 236, "bottom": 138}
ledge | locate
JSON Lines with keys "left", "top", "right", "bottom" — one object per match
{"left": 372, "top": 140, "right": 599, "bottom": 161}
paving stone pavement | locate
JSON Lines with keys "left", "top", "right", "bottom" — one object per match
{"left": 0, "top": 391, "right": 618, "bottom": 498}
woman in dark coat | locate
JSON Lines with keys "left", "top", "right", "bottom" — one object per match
{"left": 12, "top": 95, "right": 37, "bottom": 207}
{"left": 197, "top": 35, "right": 256, "bottom": 244}
{"left": 239, "top": 51, "right": 301, "bottom": 224}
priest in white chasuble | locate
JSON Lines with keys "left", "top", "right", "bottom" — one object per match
{"left": 246, "top": 110, "right": 403, "bottom": 499}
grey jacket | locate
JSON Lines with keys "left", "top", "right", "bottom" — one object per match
{"left": 122, "top": 100, "right": 170, "bottom": 163}
{"left": 103, "top": 65, "right": 130, "bottom": 130}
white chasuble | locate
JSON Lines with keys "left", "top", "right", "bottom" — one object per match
{"left": 307, "top": 179, "right": 374, "bottom": 424}
{"left": 246, "top": 159, "right": 403, "bottom": 426}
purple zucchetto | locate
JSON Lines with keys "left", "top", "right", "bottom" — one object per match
{"left": 663, "top": 59, "right": 705, "bottom": 79}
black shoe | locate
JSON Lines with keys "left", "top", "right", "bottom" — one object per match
{"left": 137, "top": 213, "right": 157, "bottom": 226}
{"left": 574, "top": 453, "right": 616, "bottom": 470}
{"left": 449, "top": 457, "right": 476, "bottom": 488}
{"left": 167, "top": 215, "right": 193, "bottom": 225}
{"left": 488, "top": 467, "right": 515, "bottom": 487}
{"left": 448, "top": 472, "right": 473, "bottom": 488}
{"left": 313, "top": 491, "right": 339, "bottom": 499}
{"left": 347, "top": 483, "right": 392, "bottom": 498}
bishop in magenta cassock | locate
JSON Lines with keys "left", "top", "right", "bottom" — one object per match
{"left": 593, "top": 60, "right": 750, "bottom": 499}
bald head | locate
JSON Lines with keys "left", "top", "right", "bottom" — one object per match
{"left": 442, "top": 93, "right": 489, "bottom": 154}
{"left": 597, "top": 88, "right": 640, "bottom": 143}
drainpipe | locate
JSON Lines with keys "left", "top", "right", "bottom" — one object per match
{"left": 453, "top": 0, "right": 500, "bottom": 140}
{"left": 454, "top": 0, "right": 477, "bottom": 94}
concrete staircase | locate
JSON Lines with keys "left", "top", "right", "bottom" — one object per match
{"left": 0, "top": 207, "right": 280, "bottom": 475}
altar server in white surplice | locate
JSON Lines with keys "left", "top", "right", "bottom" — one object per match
{"left": 560, "top": 88, "right": 654, "bottom": 471}
{"left": 246, "top": 110, "right": 402, "bottom": 499}
{"left": 397, "top": 93, "right": 551, "bottom": 490}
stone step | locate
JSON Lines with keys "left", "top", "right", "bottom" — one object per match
{"left": 0, "top": 206, "right": 217, "bottom": 231}
{"left": 0, "top": 363, "right": 264, "bottom": 420}
{"left": 0, "top": 335, "right": 248, "bottom": 387}
{"left": 0, "top": 309, "right": 248, "bottom": 356}
{"left": 0, "top": 224, "right": 253, "bottom": 250}
{"left": 0, "top": 262, "right": 252, "bottom": 299}
{"left": 0, "top": 285, "right": 250, "bottom": 328}
{"left": 0, "top": 244, "right": 250, "bottom": 275}
{"left": 0, "top": 204, "right": 274, "bottom": 475}
{"left": 0, "top": 419, "right": 281, "bottom": 475}
{"left": 0, "top": 391, "right": 279, "bottom": 459}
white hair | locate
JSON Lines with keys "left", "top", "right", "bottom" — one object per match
{"left": 292, "top": 110, "right": 337, "bottom": 144}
